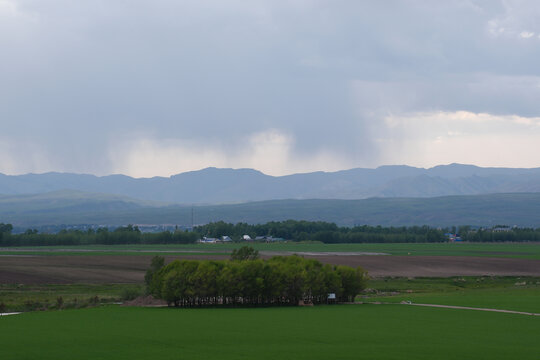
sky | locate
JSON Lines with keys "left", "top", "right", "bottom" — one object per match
{"left": 2, "top": 0, "right": 540, "bottom": 177}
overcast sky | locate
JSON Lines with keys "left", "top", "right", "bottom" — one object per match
{"left": 2, "top": 0, "right": 540, "bottom": 177}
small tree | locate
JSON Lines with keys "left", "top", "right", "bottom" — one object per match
{"left": 0, "top": 223, "right": 13, "bottom": 234}
{"left": 145, "top": 256, "right": 165, "bottom": 294}
{"left": 56, "top": 296, "right": 64, "bottom": 309}
{"left": 230, "top": 246, "right": 259, "bottom": 261}
{"left": 336, "top": 265, "right": 368, "bottom": 302}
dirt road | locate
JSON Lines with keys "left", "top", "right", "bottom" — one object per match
{"left": 404, "top": 302, "right": 540, "bottom": 316}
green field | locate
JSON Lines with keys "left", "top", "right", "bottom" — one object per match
{"left": 366, "top": 277, "right": 540, "bottom": 313}
{"left": 372, "top": 287, "right": 540, "bottom": 313}
{"left": 2, "top": 244, "right": 539, "bottom": 358}
{"left": 0, "top": 250, "right": 226, "bottom": 257}
{"left": 0, "top": 284, "right": 144, "bottom": 312}
{"left": 3, "top": 241, "right": 540, "bottom": 259}
{"left": 3, "top": 276, "right": 539, "bottom": 313}
{"left": 1, "top": 305, "right": 539, "bottom": 359}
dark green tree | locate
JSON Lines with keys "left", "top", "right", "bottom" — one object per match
{"left": 145, "top": 255, "right": 165, "bottom": 295}
{"left": 230, "top": 246, "right": 259, "bottom": 261}
{"left": 0, "top": 223, "right": 13, "bottom": 234}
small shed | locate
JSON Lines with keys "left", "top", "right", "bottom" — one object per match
{"left": 327, "top": 293, "right": 337, "bottom": 304}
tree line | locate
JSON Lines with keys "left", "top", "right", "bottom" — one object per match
{"left": 462, "top": 227, "right": 540, "bottom": 242}
{"left": 0, "top": 224, "right": 197, "bottom": 246}
{"left": 2, "top": 220, "right": 540, "bottom": 246}
{"left": 145, "top": 252, "right": 368, "bottom": 307}
{"left": 194, "top": 220, "right": 447, "bottom": 243}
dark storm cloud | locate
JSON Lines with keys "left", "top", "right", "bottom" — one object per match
{"left": 1, "top": 0, "right": 540, "bottom": 175}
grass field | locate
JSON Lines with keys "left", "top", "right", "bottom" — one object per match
{"left": 0, "top": 284, "right": 144, "bottom": 312}
{"left": 0, "top": 250, "right": 226, "bottom": 257}
{"left": 1, "top": 305, "right": 539, "bottom": 359}
{"left": 2, "top": 276, "right": 538, "bottom": 313}
{"left": 3, "top": 241, "right": 540, "bottom": 259}
{"left": 366, "top": 276, "right": 540, "bottom": 313}
{"left": 2, "top": 244, "right": 539, "bottom": 358}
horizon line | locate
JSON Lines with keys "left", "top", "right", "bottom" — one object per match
{"left": 2, "top": 162, "right": 540, "bottom": 179}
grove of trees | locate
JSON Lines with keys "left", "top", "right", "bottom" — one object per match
{"left": 145, "top": 253, "right": 368, "bottom": 307}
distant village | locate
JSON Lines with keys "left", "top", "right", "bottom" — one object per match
{"left": 444, "top": 226, "right": 514, "bottom": 242}
{"left": 199, "top": 234, "right": 286, "bottom": 244}
{"left": 9, "top": 222, "right": 525, "bottom": 244}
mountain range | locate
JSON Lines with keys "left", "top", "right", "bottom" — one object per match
{"left": 2, "top": 163, "right": 540, "bottom": 203}
{"left": 2, "top": 163, "right": 540, "bottom": 228}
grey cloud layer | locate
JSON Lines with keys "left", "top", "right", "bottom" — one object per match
{"left": 1, "top": 1, "right": 539, "bottom": 175}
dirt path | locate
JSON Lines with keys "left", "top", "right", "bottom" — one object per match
{"left": 0, "top": 312, "right": 22, "bottom": 316}
{"left": 394, "top": 302, "right": 540, "bottom": 316}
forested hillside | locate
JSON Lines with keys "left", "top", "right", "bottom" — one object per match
{"left": 3, "top": 192, "right": 540, "bottom": 228}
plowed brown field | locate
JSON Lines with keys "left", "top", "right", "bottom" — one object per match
{"left": 1, "top": 253, "right": 540, "bottom": 284}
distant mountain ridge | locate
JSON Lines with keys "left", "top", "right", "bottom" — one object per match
{"left": 1, "top": 164, "right": 540, "bottom": 203}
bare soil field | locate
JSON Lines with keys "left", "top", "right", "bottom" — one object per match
{"left": 1, "top": 253, "right": 540, "bottom": 284}
{"left": 0, "top": 255, "right": 226, "bottom": 284}
{"left": 304, "top": 255, "right": 540, "bottom": 278}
